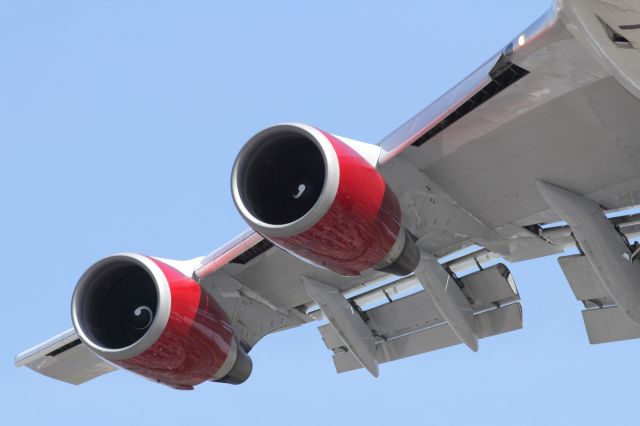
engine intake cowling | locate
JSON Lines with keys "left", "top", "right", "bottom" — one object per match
{"left": 232, "top": 123, "right": 418, "bottom": 276}
{"left": 71, "top": 253, "right": 251, "bottom": 389}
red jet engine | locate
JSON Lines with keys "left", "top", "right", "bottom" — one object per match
{"left": 231, "top": 123, "right": 418, "bottom": 276}
{"left": 71, "top": 253, "right": 252, "bottom": 389}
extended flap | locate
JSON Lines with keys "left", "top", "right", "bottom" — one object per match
{"left": 459, "top": 263, "right": 519, "bottom": 307}
{"left": 583, "top": 306, "right": 640, "bottom": 344}
{"left": 326, "top": 303, "right": 522, "bottom": 374}
{"left": 318, "top": 263, "right": 522, "bottom": 374}
{"left": 558, "top": 254, "right": 612, "bottom": 303}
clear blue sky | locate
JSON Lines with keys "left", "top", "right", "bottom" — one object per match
{"left": 2, "top": 1, "right": 638, "bottom": 425}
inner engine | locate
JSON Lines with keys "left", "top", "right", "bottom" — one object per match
{"left": 71, "top": 253, "right": 252, "bottom": 389}
{"left": 231, "top": 123, "right": 418, "bottom": 276}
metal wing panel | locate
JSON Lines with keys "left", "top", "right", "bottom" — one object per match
{"left": 225, "top": 245, "right": 385, "bottom": 309}
{"left": 326, "top": 303, "right": 523, "bottom": 374}
{"left": 564, "top": 0, "right": 640, "bottom": 100}
{"left": 378, "top": 0, "right": 640, "bottom": 260}
{"left": 377, "top": 2, "right": 562, "bottom": 165}
{"left": 198, "top": 268, "right": 307, "bottom": 350}
{"left": 419, "top": 76, "right": 640, "bottom": 228}
{"left": 377, "top": 54, "right": 498, "bottom": 164}
{"left": 195, "top": 229, "right": 387, "bottom": 312}
{"left": 583, "top": 306, "right": 640, "bottom": 344}
{"left": 319, "top": 264, "right": 522, "bottom": 373}
{"left": 15, "top": 329, "right": 117, "bottom": 385}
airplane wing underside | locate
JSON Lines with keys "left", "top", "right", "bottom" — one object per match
{"left": 17, "top": 0, "right": 640, "bottom": 386}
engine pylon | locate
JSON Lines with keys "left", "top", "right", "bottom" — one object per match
{"left": 536, "top": 180, "right": 640, "bottom": 326}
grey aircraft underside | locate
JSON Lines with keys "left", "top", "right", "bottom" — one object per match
{"left": 16, "top": 0, "right": 640, "bottom": 387}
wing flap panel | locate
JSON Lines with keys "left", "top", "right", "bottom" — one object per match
{"left": 558, "top": 252, "right": 640, "bottom": 343}
{"left": 558, "top": 254, "right": 613, "bottom": 303}
{"left": 583, "top": 305, "right": 640, "bottom": 344}
{"left": 460, "top": 263, "right": 519, "bottom": 308}
{"left": 318, "top": 263, "right": 522, "bottom": 374}
{"left": 327, "top": 303, "right": 522, "bottom": 374}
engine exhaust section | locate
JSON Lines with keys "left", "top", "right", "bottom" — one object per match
{"left": 231, "top": 123, "right": 418, "bottom": 276}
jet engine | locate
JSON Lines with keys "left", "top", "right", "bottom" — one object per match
{"left": 231, "top": 123, "right": 418, "bottom": 276}
{"left": 71, "top": 253, "right": 251, "bottom": 389}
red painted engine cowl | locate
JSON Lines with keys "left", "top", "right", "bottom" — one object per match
{"left": 231, "top": 123, "right": 416, "bottom": 276}
{"left": 71, "top": 253, "right": 251, "bottom": 389}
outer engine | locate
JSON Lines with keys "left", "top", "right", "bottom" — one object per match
{"left": 71, "top": 253, "right": 251, "bottom": 389}
{"left": 231, "top": 123, "right": 418, "bottom": 276}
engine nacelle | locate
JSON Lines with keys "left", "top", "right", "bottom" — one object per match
{"left": 71, "top": 253, "right": 251, "bottom": 389}
{"left": 231, "top": 123, "right": 418, "bottom": 276}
